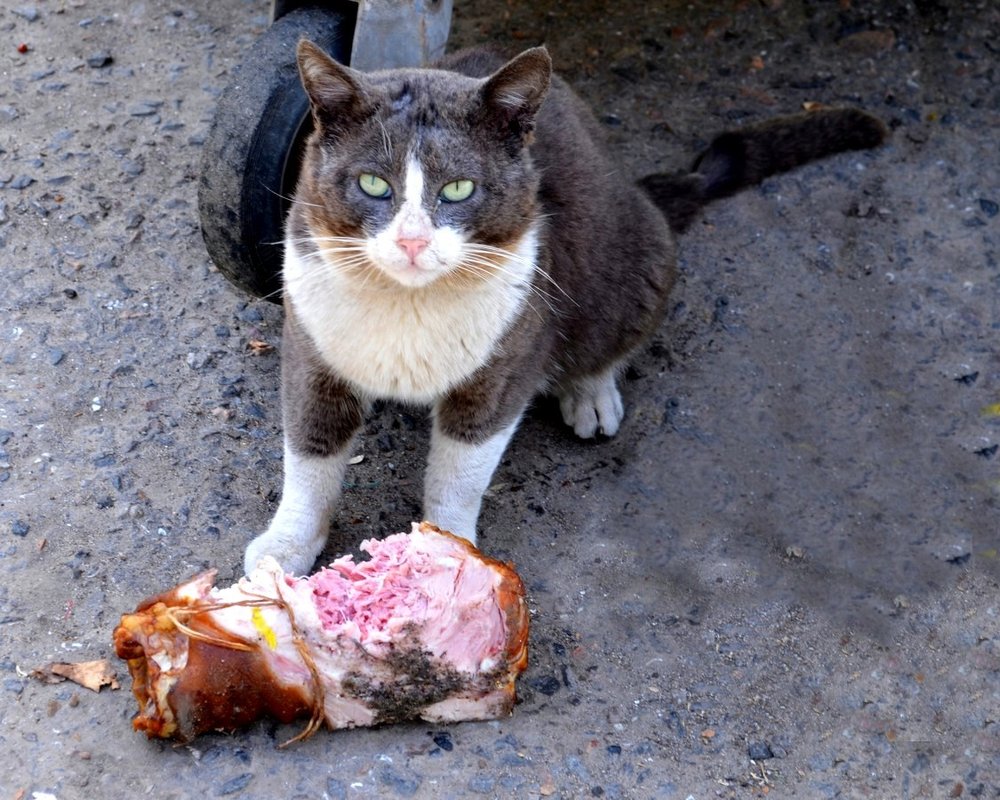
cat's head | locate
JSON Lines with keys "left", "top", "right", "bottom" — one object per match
{"left": 290, "top": 41, "right": 551, "bottom": 290}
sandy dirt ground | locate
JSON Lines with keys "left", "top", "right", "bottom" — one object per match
{"left": 1, "top": 0, "right": 998, "bottom": 798}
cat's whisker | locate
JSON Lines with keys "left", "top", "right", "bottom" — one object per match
{"left": 262, "top": 183, "right": 326, "bottom": 211}
{"left": 455, "top": 257, "right": 560, "bottom": 316}
{"left": 460, "top": 243, "right": 576, "bottom": 308}
{"left": 260, "top": 284, "right": 288, "bottom": 303}
{"left": 285, "top": 235, "right": 369, "bottom": 249}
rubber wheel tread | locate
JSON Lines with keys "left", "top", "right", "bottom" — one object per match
{"left": 198, "top": 5, "right": 353, "bottom": 300}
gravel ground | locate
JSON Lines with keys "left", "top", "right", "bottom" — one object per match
{"left": 1, "top": 1, "right": 998, "bottom": 798}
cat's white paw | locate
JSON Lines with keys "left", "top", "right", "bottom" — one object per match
{"left": 558, "top": 370, "right": 624, "bottom": 439}
{"left": 244, "top": 520, "right": 327, "bottom": 577}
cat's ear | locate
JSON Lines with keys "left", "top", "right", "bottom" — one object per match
{"left": 297, "top": 39, "right": 370, "bottom": 137}
{"left": 478, "top": 47, "right": 552, "bottom": 147}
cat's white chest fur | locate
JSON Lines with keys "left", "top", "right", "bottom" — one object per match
{"left": 283, "top": 230, "right": 538, "bottom": 403}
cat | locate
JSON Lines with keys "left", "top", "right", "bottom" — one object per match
{"left": 243, "top": 40, "right": 887, "bottom": 575}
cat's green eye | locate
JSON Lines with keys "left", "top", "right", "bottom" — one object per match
{"left": 358, "top": 173, "right": 391, "bottom": 199}
{"left": 440, "top": 179, "right": 475, "bottom": 203}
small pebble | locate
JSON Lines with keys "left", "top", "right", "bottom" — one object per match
{"left": 120, "top": 158, "right": 144, "bottom": 177}
{"left": 529, "top": 675, "right": 562, "bottom": 695}
{"left": 13, "top": 6, "right": 39, "bottom": 22}
{"left": 48, "top": 348, "right": 64, "bottom": 366}
{"left": 12, "top": 519, "right": 30, "bottom": 537}
{"left": 979, "top": 198, "right": 999, "bottom": 217}
{"left": 186, "top": 351, "right": 214, "bottom": 370}
{"left": 431, "top": 730, "right": 453, "bottom": 751}
{"left": 748, "top": 741, "right": 775, "bottom": 760}
{"left": 128, "top": 101, "right": 163, "bottom": 117}
{"left": 86, "top": 51, "right": 113, "bottom": 68}
{"left": 9, "top": 175, "right": 36, "bottom": 190}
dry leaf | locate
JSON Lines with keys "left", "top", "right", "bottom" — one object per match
{"left": 33, "top": 659, "right": 120, "bottom": 692}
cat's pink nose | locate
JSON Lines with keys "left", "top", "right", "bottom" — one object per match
{"left": 396, "top": 237, "right": 429, "bottom": 263}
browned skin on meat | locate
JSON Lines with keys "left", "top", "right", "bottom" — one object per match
{"left": 114, "top": 580, "right": 314, "bottom": 741}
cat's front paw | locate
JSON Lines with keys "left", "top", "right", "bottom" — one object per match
{"left": 244, "top": 522, "right": 327, "bottom": 577}
{"left": 558, "top": 370, "right": 624, "bottom": 439}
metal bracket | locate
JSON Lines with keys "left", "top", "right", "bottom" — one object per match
{"left": 349, "top": 0, "right": 453, "bottom": 71}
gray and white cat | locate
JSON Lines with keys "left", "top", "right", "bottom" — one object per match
{"left": 244, "top": 40, "right": 886, "bottom": 575}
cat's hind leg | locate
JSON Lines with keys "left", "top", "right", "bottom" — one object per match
{"left": 557, "top": 366, "right": 624, "bottom": 439}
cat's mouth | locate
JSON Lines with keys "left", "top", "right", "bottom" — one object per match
{"left": 369, "top": 252, "right": 447, "bottom": 289}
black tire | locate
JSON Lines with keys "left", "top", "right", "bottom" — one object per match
{"left": 198, "top": 4, "right": 355, "bottom": 300}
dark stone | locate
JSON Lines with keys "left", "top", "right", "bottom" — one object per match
{"left": 236, "top": 305, "right": 264, "bottom": 323}
{"left": 748, "top": 741, "right": 775, "bottom": 760}
{"left": 606, "top": 744, "right": 622, "bottom": 755}
{"left": 954, "top": 371, "right": 978, "bottom": 385}
{"left": 86, "top": 51, "right": 113, "bottom": 68}
{"left": 432, "top": 730, "right": 453, "bottom": 751}
{"left": 48, "top": 348, "right": 64, "bottom": 366}
{"left": 11, "top": 520, "right": 29, "bottom": 537}
{"left": 9, "top": 176, "right": 36, "bottom": 190}
{"left": 120, "top": 158, "right": 144, "bottom": 177}
{"left": 128, "top": 102, "right": 162, "bottom": 117}
{"left": 529, "top": 675, "right": 562, "bottom": 695}
{"left": 374, "top": 763, "right": 421, "bottom": 797}
{"left": 979, "top": 198, "right": 999, "bottom": 217}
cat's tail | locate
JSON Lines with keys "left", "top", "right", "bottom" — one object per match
{"left": 639, "top": 108, "right": 888, "bottom": 234}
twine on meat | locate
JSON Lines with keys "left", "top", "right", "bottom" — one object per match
{"left": 161, "top": 576, "right": 327, "bottom": 746}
